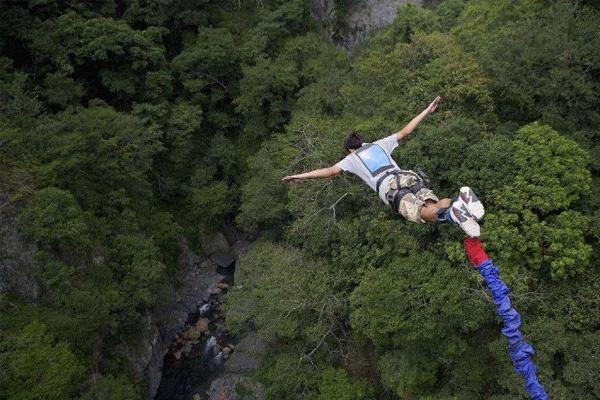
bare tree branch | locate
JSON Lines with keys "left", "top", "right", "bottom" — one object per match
{"left": 301, "top": 328, "right": 332, "bottom": 362}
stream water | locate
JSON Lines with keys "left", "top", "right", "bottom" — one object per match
{"left": 155, "top": 266, "right": 236, "bottom": 400}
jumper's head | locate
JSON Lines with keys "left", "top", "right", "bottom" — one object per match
{"left": 344, "top": 131, "right": 363, "bottom": 154}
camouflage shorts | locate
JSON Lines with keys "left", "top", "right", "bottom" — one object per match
{"left": 385, "top": 172, "right": 439, "bottom": 223}
{"left": 397, "top": 188, "right": 439, "bottom": 223}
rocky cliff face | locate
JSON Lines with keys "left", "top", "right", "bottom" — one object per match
{"left": 126, "top": 232, "right": 260, "bottom": 400}
{"left": 310, "top": 0, "right": 423, "bottom": 49}
{"left": 0, "top": 187, "right": 38, "bottom": 303}
{"left": 125, "top": 237, "right": 226, "bottom": 400}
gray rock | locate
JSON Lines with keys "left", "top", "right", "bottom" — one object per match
{"left": 188, "top": 250, "right": 203, "bottom": 266}
{"left": 208, "top": 375, "right": 264, "bottom": 400}
{"left": 0, "top": 189, "right": 38, "bottom": 302}
{"left": 222, "top": 223, "right": 239, "bottom": 246}
{"left": 200, "top": 231, "right": 230, "bottom": 257}
{"left": 200, "top": 231, "right": 237, "bottom": 268}
{"left": 223, "top": 333, "right": 269, "bottom": 374}
{"left": 124, "top": 237, "right": 224, "bottom": 400}
{"left": 234, "top": 333, "right": 269, "bottom": 357}
{"left": 311, "top": 0, "right": 423, "bottom": 50}
{"left": 231, "top": 240, "right": 253, "bottom": 258}
{"left": 210, "top": 250, "right": 237, "bottom": 268}
{"left": 124, "top": 314, "right": 166, "bottom": 398}
{"left": 224, "top": 352, "right": 259, "bottom": 374}
{"left": 199, "top": 258, "right": 218, "bottom": 270}
{"left": 223, "top": 347, "right": 232, "bottom": 358}
{"left": 182, "top": 342, "right": 193, "bottom": 357}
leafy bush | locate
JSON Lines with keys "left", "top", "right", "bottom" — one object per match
{"left": 19, "top": 187, "right": 89, "bottom": 251}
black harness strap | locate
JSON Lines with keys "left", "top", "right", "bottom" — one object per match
{"left": 375, "top": 169, "right": 431, "bottom": 214}
{"left": 375, "top": 170, "right": 400, "bottom": 194}
{"left": 388, "top": 182, "right": 424, "bottom": 206}
{"left": 375, "top": 169, "right": 425, "bottom": 194}
{"left": 385, "top": 180, "right": 426, "bottom": 214}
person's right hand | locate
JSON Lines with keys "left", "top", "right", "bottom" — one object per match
{"left": 282, "top": 175, "right": 304, "bottom": 182}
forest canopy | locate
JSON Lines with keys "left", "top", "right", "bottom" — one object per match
{"left": 1, "top": 0, "right": 599, "bottom": 399}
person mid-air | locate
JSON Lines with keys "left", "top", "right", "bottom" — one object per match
{"left": 282, "top": 97, "right": 484, "bottom": 237}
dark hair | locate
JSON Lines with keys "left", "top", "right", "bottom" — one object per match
{"left": 344, "top": 131, "right": 363, "bottom": 153}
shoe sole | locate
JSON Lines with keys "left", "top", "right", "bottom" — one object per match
{"left": 451, "top": 205, "right": 480, "bottom": 238}
{"left": 460, "top": 186, "right": 485, "bottom": 221}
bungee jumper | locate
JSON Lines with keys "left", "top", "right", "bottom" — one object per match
{"left": 282, "top": 96, "right": 484, "bottom": 238}
{"left": 464, "top": 238, "right": 548, "bottom": 400}
{"left": 282, "top": 96, "right": 548, "bottom": 399}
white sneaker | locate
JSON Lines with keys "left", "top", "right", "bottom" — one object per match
{"left": 458, "top": 186, "right": 485, "bottom": 221}
{"left": 450, "top": 201, "right": 481, "bottom": 238}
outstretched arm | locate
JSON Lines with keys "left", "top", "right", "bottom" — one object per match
{"left": 282, "top": 165, "right": 342, "bottom": 182}
{"left": 395, "top": 96, "right": 441, "bottom": 141}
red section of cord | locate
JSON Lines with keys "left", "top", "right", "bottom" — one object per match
{"left": 463, "top": 237, "right": 489, "bottom": 267}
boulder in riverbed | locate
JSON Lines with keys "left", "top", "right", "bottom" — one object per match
{"left": 200, "top": 231, "right": 229, "bottom": 255}
{"left": 200, "top": 232, "right": 237, "bottom": 268}
{"left": 223, "top": 347, "right": 232, "bottom": 358}
{"left": 182, "top": 318, "right": 209, "bottom": 341}
{"left": 195, "top": 318, "right": 209, "bottom": 333}
{"left": 210, "top": 251, "right": 237, "bottom": 268}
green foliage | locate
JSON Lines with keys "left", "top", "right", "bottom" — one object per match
{"left": 350, "top": 252, "right": 487, "bottom": 346}
{"left": 172, "top": 27, "right": 241, "bottom": 108}
{"left": 190, "top": 181, "right": 233, "bottom": 227}
{"left": 18, "top": 187, "right": 89, "bottom": 251}
{"left": 236, "top": 134, "right": 297, "bottom": 232}
{"left": 43, "top": 71, "right": 84, "bottom": 108}
{"left": 30, "top": 252, "right": 121, "bottom": 361}
{"left": 33, "top": 104, "right": 162, "bottom": 211}
{"left": 226, "top": 241, "right": 347, "bottom": 342}
{"left": 484, "top": 123, "right": 592, "bottom": 279}
{"left": 0, "top": 58, "right": 43, "bottom": 129}
{"left": 132, "top": 101, "right": 202, "bottom": 200}
{"left": 31, "top": 12, "right": 171, "bottom": 103}
{"left": 259, "top": 352, "right": 321, "bottom": 400}
{"left": 80, "top": 374, "right": 140, "bottom": 400}
{"left": 377, "top": 350, "right": 438, "bottom": 398}
{"left": 226, "top": 241, "right": 352, "bottom": 399}
{"left": 318, "top": 367, "right": 374, "bottom": 400}
{"left": 329, "top": 213, "right": 420, "bottom": 280}
{"left": 110, "top": 234, "right": 165, "bottom": 315}
{"left": 232, "top": 2, "right": 599, "bottom": 396}
{"left": 2, "top": 0, "right": 599, "bottom": 398}
{"left": 454, "top": 1, "right": 600, "bottom": 142}
{"left": 235, "top": 33, "right": 346, "bottom": 143}
{"left": 235, "top": 52, "right": 298, "bottom": 138}
{"left": 123, "top": 0, "right": 210, "bottom": 30}
{"left": 232, "top": 4, "right": 599, "bottom": 395}
{"left": 494, "top": 123, "right": 591, "bottom": 214}
{"left": 0, "top": 321, "right": 84, "bottom": 400}
{"left": 342, "top": 29, "right": 496, "bottom": 133}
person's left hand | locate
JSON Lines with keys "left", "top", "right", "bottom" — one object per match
{"left": 282, "top": 175, "right": 304, "bottom": 182}
{"left": 426, "top": 96, "right": 442, "bottom": 113}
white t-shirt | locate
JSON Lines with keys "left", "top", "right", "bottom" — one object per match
{"left": 336, "top": 134, "right": 401, "bottom": 202}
